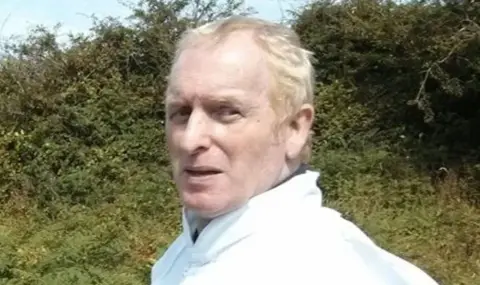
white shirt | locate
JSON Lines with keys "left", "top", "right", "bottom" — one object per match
{"left": 151, "top": 168, "right": 439, "bottom": 285}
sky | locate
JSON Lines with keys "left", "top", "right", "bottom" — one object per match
{"left": 0, "top": 0, "right": 308, "bottom": 43}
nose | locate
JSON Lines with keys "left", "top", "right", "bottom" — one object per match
{"left": 179, "top": 109, "right": 212, "bottom": 155}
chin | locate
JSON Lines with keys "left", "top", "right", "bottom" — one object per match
{"left": 183, "top": 200, "right": 226, "bottom": 219}
{"left": 180, "top": 190, "right": 237, "bottom": 219}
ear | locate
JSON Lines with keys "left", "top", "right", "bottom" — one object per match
{"left": 285, "top": 104, "right": 314, "bottom": 161}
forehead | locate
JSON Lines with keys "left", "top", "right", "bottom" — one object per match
{"left": 166, "top": 33, "right": 271, "bottom": 104}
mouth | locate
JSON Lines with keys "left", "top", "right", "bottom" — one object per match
{"left": 184, "top": 166, "right": 222, "bottom": 177}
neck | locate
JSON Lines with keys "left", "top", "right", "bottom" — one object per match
{"left": 272, "top": 162, "right": 308, "bottom": 189}
{"left": 196, "top": 217, "right": 210, "bottom": 233}
{"left": 191, "top": 163, "right": 309, "bottom": 234}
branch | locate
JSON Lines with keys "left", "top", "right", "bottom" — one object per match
{"left": 465, "top": 17, "right": 480, "bottom": 32}
{"left": 411, "top": 26, "right": 467, "bottom": 106}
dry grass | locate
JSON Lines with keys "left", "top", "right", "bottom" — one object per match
{"left": 316, "top": 151, "right": 480, "bottom": 285}
{"left": 1, "top": 149, "right": 479, "bottom": 284}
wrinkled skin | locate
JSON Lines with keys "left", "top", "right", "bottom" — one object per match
{"left": 165, "top": 31, "right": 313, "bottom": 219}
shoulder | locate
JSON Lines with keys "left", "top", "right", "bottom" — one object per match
{"left": 228, "top": 206, "right": 438, "bottom": 285}
{"left": 278, "top": 206, "right": 440, "bottom": 285}
{"left": 151, "top": 234, "right": 187, "bottom": 283}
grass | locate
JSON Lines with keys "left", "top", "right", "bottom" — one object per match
{"left": 1, "top": 147, "right": 479, "bottom": 285}
{"left": 314, "top": 149, "right": 480, "bottom": 285}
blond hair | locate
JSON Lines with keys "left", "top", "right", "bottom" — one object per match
{"left": 169, "top": 16, "right": 316, "bottom": 162}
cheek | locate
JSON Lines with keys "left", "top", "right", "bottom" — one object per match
{"left": 165, "top": 127, "right": 180, "bottom": 150}
{"left": 166, "top": 137, "right": 183, "bottom": 170}
{"left": 225, "top": 125, "right": 279, "bottom": 162}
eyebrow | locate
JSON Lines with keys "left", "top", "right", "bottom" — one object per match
{"left": 165, "top": 89, "right": 252, "bottom": 108}
{"left": 205, "top": 94, "right": 246, "bottom": 107}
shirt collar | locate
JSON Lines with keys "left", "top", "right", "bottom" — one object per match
{"left": 181, "top": 165, "right": 322, "bottom": 262}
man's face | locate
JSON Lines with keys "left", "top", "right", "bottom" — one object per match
{"left": 165, "top": 33, "right": 289, "bottom": 218}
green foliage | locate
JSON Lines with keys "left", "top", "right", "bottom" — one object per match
{"left": 1, "top": 0, "right": 480, "bottom": 284}
{"left": 312, "top": 81, "right": 375, "bottom": 150}
{"left": 0, "top": 191, "right": 180, "bottom": 285}
{"left": 312, "top": 146, "right": 480, "bottom": 284}
{"left": 294, "top": 0, "right": 480, "bottom": 171}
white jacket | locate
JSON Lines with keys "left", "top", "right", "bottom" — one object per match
{"left": 151, "top": 167, "right": 439, "bottom": 285}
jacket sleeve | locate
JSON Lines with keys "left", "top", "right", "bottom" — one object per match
{"left": 249, "top": 237, "right": 439, "bottom": 285}
{"left": 151, "top": 235, "right": 186, "bottom": 285}
{"left": 250, "top": 213, "right": 440, "bottom": 285}
{"left": 288, "top": 218, "right": 440, "bottom": 285}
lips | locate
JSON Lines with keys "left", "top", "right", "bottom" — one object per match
{"left": 184, "top": 166, "right": 222, "bottom": 176}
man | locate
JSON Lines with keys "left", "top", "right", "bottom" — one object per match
{"left": 151, "top": 16, "right": 439, "bottom": 285}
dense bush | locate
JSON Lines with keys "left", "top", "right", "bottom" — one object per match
{"left": 294, "top": 0, "right": 480, "bottom": 168}
{"left": 0, "top": 0, "right": 248, "bottom": 206}
{"left": 1, "top": 0, "right": 479, "bottom": 284}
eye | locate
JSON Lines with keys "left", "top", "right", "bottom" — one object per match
{"left": 168, "top": 105, "right": 191, "bottom": 123}
{"left": 218, "top": 106, "right": 239, "bottom": 116}
{"left": 213, "top": 106, "right": 241, "bottom": 122}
